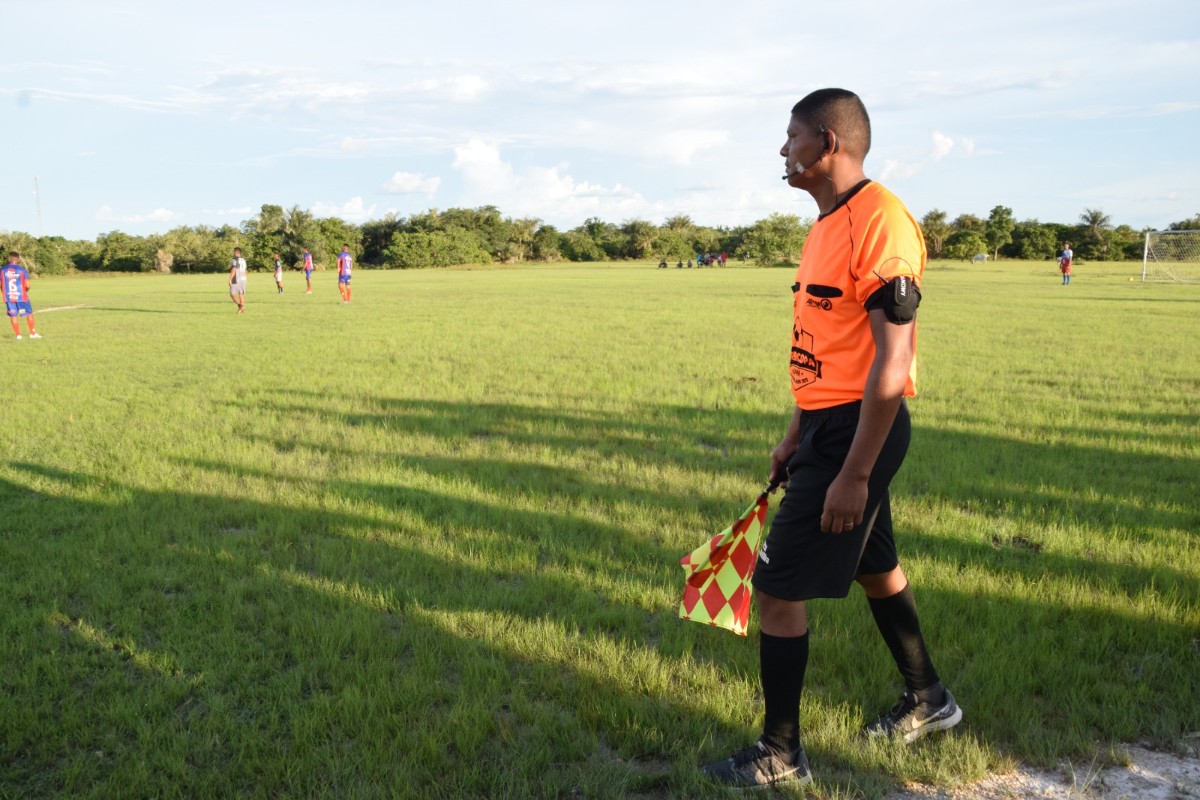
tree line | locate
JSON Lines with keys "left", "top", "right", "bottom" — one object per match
{"left": 3, "top": 203, "right": 1198, "bottom": 276}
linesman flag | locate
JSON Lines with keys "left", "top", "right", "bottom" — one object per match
{"left": 679, "top": 482, "right": 778, "bottom": 636}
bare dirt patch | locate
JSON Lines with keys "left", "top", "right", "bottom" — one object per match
{"left": 887, "top": 744, "right": 1200, "bottom": 799}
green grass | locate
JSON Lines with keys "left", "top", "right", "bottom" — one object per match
{"left": 1, "top": 260, "right": 1197, "bottom": 799}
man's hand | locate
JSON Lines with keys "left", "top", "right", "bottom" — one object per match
{"left": 769, "top": 437, "right": 799, "bottom": 489}
{"left": 821, "top": 470, "right": 867, "bottom": 533}
{"left": 769, "top": 408, "right": 804, "bottom": 490}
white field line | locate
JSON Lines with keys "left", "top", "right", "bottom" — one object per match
{"left": 36, "top": 304, "right": 92, "bottom": 313}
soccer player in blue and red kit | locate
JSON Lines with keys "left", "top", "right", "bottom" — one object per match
{"left": 337, "top": 245, "right": 353, "bottom": 303}
{"left": 302, "top": 247, "right": 314, "bottom": 294}
{"left": 4, "top": 252, "right": 40, "bottom": 339}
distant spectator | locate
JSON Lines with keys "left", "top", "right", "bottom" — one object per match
{"left": 273, "top": 252, "right": 284, "bottom": 293}
{"left": 659, "top": 258, "right": 668, "bottom": 269}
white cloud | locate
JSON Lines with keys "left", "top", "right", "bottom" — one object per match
{"left": 1009, "top": 100, "right": 1200, "bottom": 121}
{"left": 180, "top": 67, "right": 492, "bottom": 121}
{"left": 452, "top": 139, "right": 516, "bottom": 194}
{"left": 337, "top": 134, "right": 454, "bottom": 155}
{"left": 879, "top": 160, "right": 922, "bottom": 182}
{"left": 337, "top": 136, "right": 388, "bottom": 154}
{"left": 17, "top": 87, "right": 192, "bottom": 113}
{"left": 883, "top": 130, "right": 980, "bottom": 181}
{"left": 439, "top": 74, "right": 488, "bottom": 102}
{"left": 311, "top": 197, "right": 377, "bottom": 221}
{"left": 647, "top": 129, "right": 730, "bottom": 166}
{"left": 95, "top": 205, "right": 181, "bottom": 223}
{"left": 382, "top": 171, "right": 441, "bottom": 195}
{"left": 451, "top": 140, "right": 650, "bottom": 223}
{"left": 931, "top": 131, "right": 955, "bottom": 160}
{"left": 7, "top": 2, "right": 1199, "bottom": 239}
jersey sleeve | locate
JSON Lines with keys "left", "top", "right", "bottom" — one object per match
{"left": 850, "top": 200, "right": 925, "bottom": 306}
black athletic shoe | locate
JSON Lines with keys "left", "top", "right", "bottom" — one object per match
{"left": 701, "top": 739, "right": 812, "bottom": 788}
{"left": 863, "top": 687, "right": 963, "bottom": 743}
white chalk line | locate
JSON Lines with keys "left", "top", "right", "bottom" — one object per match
{"left": 36, "top": 304, "right": 93, "bottom": 314}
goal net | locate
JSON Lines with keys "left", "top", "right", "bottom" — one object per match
{"left": 1142, "top": 230, "right": 1200, "bottom": 282}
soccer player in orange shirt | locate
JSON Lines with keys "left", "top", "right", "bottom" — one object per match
{"left": 702, "top": 89, "right": 960, "bottom": 790}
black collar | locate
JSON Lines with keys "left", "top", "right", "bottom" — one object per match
{"left": 817, "top": 179, "right": 872, "bottom": 221}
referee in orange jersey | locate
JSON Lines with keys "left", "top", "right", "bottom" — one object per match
{"left": 702, "top": 89, "right": 961, "bottom": 789}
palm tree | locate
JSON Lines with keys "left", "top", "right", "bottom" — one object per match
{"left": 621, "top": 218, "right": 657, "bottom": 259}
{"left": 1079, "top": 208, "right": 1113, "bottom": 259}
{"left": 920, "top": 209, "right": 950, "bottom": 258}
{"left": 1079, "top": 208, "right": 1111, "bottom": 238}
{"left": 507, "top": 218, "right": 539, "bottom": 262}
{"left": 664, "top": 214, "right": 694, "bottom": 232}
{"left": 283, "top": 205, "right": 315, "bottom": 262}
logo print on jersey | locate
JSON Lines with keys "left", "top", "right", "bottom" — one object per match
{"left": 790, "top": 326, "right": 822, "bottom": 390}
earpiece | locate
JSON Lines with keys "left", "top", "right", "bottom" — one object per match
{"left": 817, "top": 126, "right": 839, "bottom": 156}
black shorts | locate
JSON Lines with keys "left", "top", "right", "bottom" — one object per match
{"left": 752, "top": 400, "right": 911, "bottom": 601}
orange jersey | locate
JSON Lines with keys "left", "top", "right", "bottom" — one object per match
{"left": 789, "top": 181, "right": 925, "bottom": 410}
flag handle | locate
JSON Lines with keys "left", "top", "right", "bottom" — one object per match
{"left": 758, "top": 478, "right": 782, "bottom": 502}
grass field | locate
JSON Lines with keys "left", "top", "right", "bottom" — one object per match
{"left": 1, "top": 260, "right": 1197, "bottom": 799}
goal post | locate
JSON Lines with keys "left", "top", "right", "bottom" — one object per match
{"left": 1142, "top": 230, "right": 1200, "bottom": 282}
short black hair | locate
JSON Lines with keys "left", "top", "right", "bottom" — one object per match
{"left": 791, "top": 88, "right": 871, "bottom": 158}
{"left": 7, "top": 251, "right": 18, "bottom": 259}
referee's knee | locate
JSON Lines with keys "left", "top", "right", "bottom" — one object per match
{"left": 755, "top": 591, "right": 808, "bottom": 636}
{"left": 856, "top": 566, "right": 908, "bottom": 598}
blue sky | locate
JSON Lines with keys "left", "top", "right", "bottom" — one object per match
{"left": 2, "top": 0, "right": 1197, "bottom": 240}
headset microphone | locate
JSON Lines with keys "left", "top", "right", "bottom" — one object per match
{"left": 782, "top": 154, "right": 822, "bottom": 180}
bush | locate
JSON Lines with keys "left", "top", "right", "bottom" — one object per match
{"left": 383, "top": 228, "right": 491, "bottom": 268}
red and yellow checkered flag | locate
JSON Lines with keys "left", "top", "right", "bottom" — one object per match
{"left": 679, "top": 483, "right": 777, "bottom": 636}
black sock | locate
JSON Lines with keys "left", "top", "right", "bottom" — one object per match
{"left": 867, "top": 583, "right": 943, "bottom": 702}
{"left": 760, "top": 631, "right": 808, "bottom": 753}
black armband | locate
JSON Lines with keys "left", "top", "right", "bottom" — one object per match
{"left": 864, "top": 275, "right": 921, "bottom": 324}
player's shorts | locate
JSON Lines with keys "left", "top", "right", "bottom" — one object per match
{"left": 230, "top": 283, "right": 246, "bottom": 296}
{"left": 752, "top": 400, "right": 910, "bottom": 601}
{"left": 338, "top": 275, "right": 351, "bottom": 284}
{"left": 305, "top": 269, "right": 313, "bottom": 279}
{"left": 6, "top": 300, "right": 32, "bottom": 317}
{"left": 274, "top": 273, "right": 283, "bottom": 282}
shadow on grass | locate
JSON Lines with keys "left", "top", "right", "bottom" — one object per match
{"left": 1, "top": 391, "right": 1196, "bottom": 798}
{"left": 0, "top": 465, "right": 738, "bottom": 798}
{"left": 254, "top": 391, "right": 1199, "bottom": 735}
